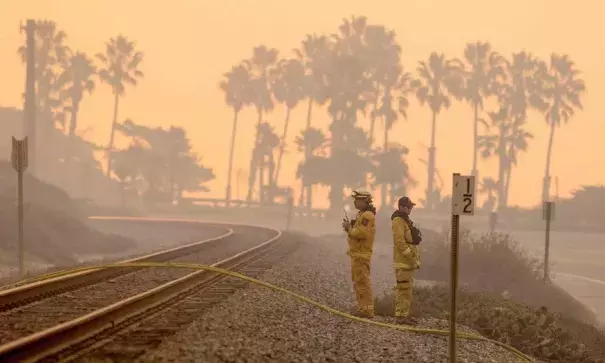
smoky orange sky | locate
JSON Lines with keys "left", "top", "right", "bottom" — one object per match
{"left": 1, "top": 0, "right": 604, "bottom": 208}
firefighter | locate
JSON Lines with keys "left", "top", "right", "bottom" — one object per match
{"left": 391, "top": 196, "right": 421, "bottom": 325}
{"left": 342, "top": 190, "right": 376, "bottom": 318}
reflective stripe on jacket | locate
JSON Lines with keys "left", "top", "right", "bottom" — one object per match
{"left": 347, "top": 210, "right": 376, "bottom": 261}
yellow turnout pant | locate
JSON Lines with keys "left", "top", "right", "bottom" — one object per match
{"left": 394, "top": 269, "right": 415, "bottom": 317}
{"left": 350, "top": 257, "right": 374, "bottom": 316}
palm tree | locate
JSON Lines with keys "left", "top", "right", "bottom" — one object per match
{"left": 502, "top": 118, "right": 533, "bottom": 206}
{"left": 479, "top": 177, "right": 498, "bottom": 211}
{"left": 488, "top": 51, "right": 545, "bottom": 209}
{"left": 375, "top": 69, "right": 414, "bottom": 208}
{"left": 18, "top": 20, "right": 71, "bottom": 161}
{"left": 96, "top": 35, "right": 144, "bottom": 178}
{"left": 294, "top": 34, "right": 331, "bottom": 130}
{"left": 477, "top": 108, "right": 509, "bottom": 210}
{"left": 293, "top": 34, "right": 331, "bottom": 207}
{"left": 540, "top": 54, "right": 586, "bottom": 202}
{"left": 294, "top": 127, "right": 329, "bottom": 207}
{"left": 372, "top": 145, "right": 413, "bottom": 209}
{"left": 363, "top": 24, "right": 401, "bottom": 144}
{"left": 219, "top": 64, "right": 251, "bottom": 203}
{"left": 56, "top": 52, "right": 96, "bottom": 170}
{"left": 270, "top": 58, "right": 306, "bottom": 189}
{"left": 462, "top": 42, "right": 505, "bottom": 179}
{"left": 252, "top": 122, "right": 280, "bottom": 203}
{"left": 414, "top": 52, "right": 464, "bottom": 211}
{"left": 323, "top": 31, "right": 372, "bottom": 210}
{"left": 244, "top": 45, "right": 279, "bottom": 202}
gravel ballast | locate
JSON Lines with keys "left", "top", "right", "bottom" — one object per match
{"left": 138, "top": 232, "right": 529, "bottom": 363}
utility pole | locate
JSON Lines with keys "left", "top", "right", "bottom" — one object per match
{"left": 23, "top": 19, "right": 37, "bottom": 176}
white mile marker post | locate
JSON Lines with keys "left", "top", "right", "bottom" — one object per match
{"left": 12, "top": 136, "right": 29, "bottom": 279}
{"left": 449, "top": 173, "right": 476, "bottom": 363}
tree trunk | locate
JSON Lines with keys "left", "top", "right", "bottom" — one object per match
{"left": 300, "top": 145, "right": 314, "bottom": 209}
{"left": 503, "top": 148, "right": 514, "bottom": 208}
{"left": 306, "top": 98, "right": 313, "bottom": 129}
{"left": 66, "top": 98, "right": 80, "bottom": 186}
{"left": 368, "top": 87, "right": 379, "bottom": 143}
{"left": 380, "top": 119, "right": 389, "bottom": 210}
{"left": 329, "top": 181, "right": 344, "bottom": 214}
{"left": 105, "top": 92, "right": 120, "bottom": 178}
{"left": 472, "top": 102, "right": 479, "bottom": 178}
{"left": 267, "top": 151, "right": 275, "bottom": 203}
{"left": 496, "top": 124, "right": 506, "bottom": 211}
{"left": 503, "top": 163, "right": 512, "bottom": 207}
{"left": 120, "top": 180, "right": 126, "bottom": 209}
{"left": 298, "top": 180, "right": 305, "bottom": 207}
{"left": 246, "top": 110, "right": 263, "bottom": 201}
{"left": 542, "top": 122, "right": 556, "bottom": 202}
{"left": 426, "top": 111, "right": 437, "bottom": 211}
{"left": 273, "top": 107, "right": 290, "bottom": 187}
{"left": 225, "top": 109, "right": 239, "bottom": 205}
{"left": 259, "top": 154, "right": 265, "bottom": 205}
{"left": 304, "top": 98, "right": 313, "bottom": 207}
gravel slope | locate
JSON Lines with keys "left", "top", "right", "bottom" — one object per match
{"left": 138, "top": 232, "right": 529, "bottom": 363}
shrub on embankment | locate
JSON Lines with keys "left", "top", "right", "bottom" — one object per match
{"left": 375, "top": 230, "right": 605, "bottom": 362}
{"left": 0, "top": 162, "right": 136, "bottom": 268}
{"left": 375, "top": 285, "right": 605, "bottom": 362}
{"left": 416, "top": 230, "right": 597, "bottom": 324}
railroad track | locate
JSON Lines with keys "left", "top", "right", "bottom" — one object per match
{"left": 0, "top": 217, "right": 290, "bottom": 362}
{"left": 0, "top": 218, "right": 235, "bottom": 311}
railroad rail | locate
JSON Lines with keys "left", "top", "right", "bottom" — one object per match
{"left": 0, "top": 217, "right": 284, "bottom": 362}
{"left": 0, "top": 217, "right": 236, "bottom": 312}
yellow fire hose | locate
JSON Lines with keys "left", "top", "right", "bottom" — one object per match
{"left": 14, "top": 262, "right": 534, "bottom": 362}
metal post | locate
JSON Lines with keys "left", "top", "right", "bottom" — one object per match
{"left": 18, "top": 168, "right": 24, "bottom": 278}
{"left": 543, "top": 202, "right": 552, "bottom": 282}
{"left": 449, "top": 172, "right": 460, "bottom": 363}
{"left": 12, "top": 136, "right": 29, "bottom": 279}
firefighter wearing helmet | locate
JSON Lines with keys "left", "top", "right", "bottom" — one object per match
{"left": 341, "top": 189, "right": 377, "bottom": 318}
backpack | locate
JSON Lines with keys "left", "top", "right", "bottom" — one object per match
{"left": 405, "top": 220, "right": 423, "bottom": 245}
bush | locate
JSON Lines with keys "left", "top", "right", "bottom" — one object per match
{"left": 373, "top": 230, "right": 605, "bottom": 362}
{"left": 374, "top": 285, "right": 605, "bottom": 362}
{"left": 417, "top": 230, "right": 597, "bottom": 324}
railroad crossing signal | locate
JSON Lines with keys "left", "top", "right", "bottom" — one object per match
{"left": 451, "top": 174, "right": 475, "bottom": 215}
{"left": 11, "top": 136, "right": 29, "bottom": 172}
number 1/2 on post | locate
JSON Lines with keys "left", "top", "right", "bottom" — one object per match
{"left": 452, "top": 174, "right": 476, "bottom": 216}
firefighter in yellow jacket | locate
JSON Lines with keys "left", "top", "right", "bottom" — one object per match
{"left": 391, "top": 196, "right": 421, "bottom": 325}
{"left": 342, "top": 190, "right": 376, "bottom": 318}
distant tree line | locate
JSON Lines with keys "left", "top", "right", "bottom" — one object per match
{"left": 4, "top": 17, "right": 587, "bottom": 214}
{"left": 7, "top": 19, "right": 214, "bottom": 206}
{"left": 220, "top": 15, "right": 586, "bottom": 212}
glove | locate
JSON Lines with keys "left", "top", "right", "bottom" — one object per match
{"left": 342, "top": 220, "right": 350, "bottom": 232}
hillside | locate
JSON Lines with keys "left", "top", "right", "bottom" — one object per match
{"left": 0, "top": 160, "right": 135, "bottom": 268}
